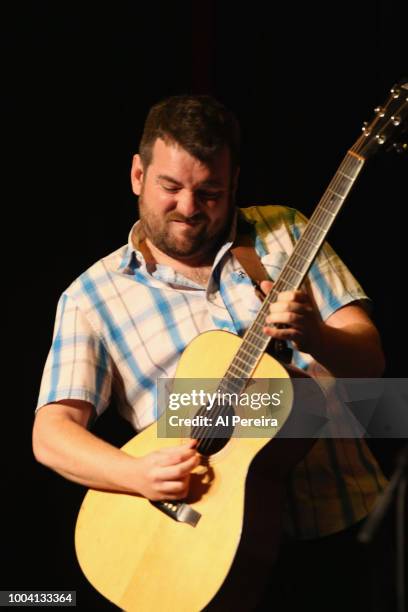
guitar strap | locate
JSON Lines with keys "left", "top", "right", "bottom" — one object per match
{"left": 231, "top": 232, "right": 270, "bottom": 300}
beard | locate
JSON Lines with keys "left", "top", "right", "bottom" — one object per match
{"left": 138, "top": 192, "right": 235, "bottom": 260}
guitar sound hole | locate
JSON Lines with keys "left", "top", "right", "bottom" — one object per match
{"left": 197, "top": 437, "right": 230, "bottom": 456}
{"left": 195, "top": 403, "right": 235, "bottom": 456}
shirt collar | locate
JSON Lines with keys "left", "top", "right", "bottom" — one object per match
{"left": 127, "top": 220, "right": 145, "bottom": 263}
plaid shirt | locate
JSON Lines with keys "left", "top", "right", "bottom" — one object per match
{"left": 37, "top": 205, "right": 387, "bottom": 538}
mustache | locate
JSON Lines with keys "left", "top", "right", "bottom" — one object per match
{"left": 166, "top": 212, "right": 207, "bottom": 223}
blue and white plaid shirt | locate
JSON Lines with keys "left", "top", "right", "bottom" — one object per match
{"left": 37, "top": 205, "right": 387, "bottom": 538}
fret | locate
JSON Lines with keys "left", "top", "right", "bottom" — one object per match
{"left": 280, "top": 275, "right": 299, "bottom": 289}
{"left": 233, "top": 353, "right": 254, "bottom": 369}
{"left": 329, "top": 173, "right": 355, "bottom": 189}
{"left": 318, "top": 206, "right": 336, "bottom": 217}
{"left": 296, "top": 235, "right": 320, "bottom": 249}
{"left": 305, "top": 220, "right": 332, "bottom": 239}
{"left": 221, "top": 377, "right": 243, "bottom": 392}
{"left": 244, "top": 329, "right": 264, "bottom": 343}
{"left": 235, "top": 348, "right": 257, "bottom": 364}
{"left": 292, "top": 251, "right": 313, "bottom": 264}
{"left": 242, "top": 337, "right": 264, "bottom": 351}
{"left": 228, "top": 360, "right": 249, "bottom": 374}
{"left": 289, "top": 259, "right": 310, "bottom": 274}
{"left": 233, "top": 353, "right": 249, "bottom": 366}
{"left": 276, "top": 278, "right": 297, "bottom": 290}
{"left": 308, "top": 220, "right": 327, "bottom": 234}
{"left": 236, "top": 353, "right": 260, "bottom": 369}
{"left": 345, "top": 152, "right": 365, "bottom": 165}
{"left": 284, "top": 263, "right": 304, "bottom": 276}
{"left": 220, "top": 379, "right": 246, "bottom": 395}
{"left": 296, "top": 242, "right": 318, "bottom": 258}
{"left": 251, "top": 328, "right": 269, "bottom": 345}
{"left": 338, "top": 170, "right": 354, "bottom": 181}
{"left": 279, "top": 276, "right": 299, "bottom": 292}
{"left": 243, "top": 335, "right": 264, "bottom": 350}
{"left": 226, "top": 364, "right": 249, "bottom": 379}
{"left": 327, "top": 188, "right": 345, "bottom": 200}
{"left": 250, "top": 320, "right": 268, "bottom": 334}
{"left": 300, "top": 230, "right": 324, "bottom": 246}
{"left": 237, "top": 346, "right": 265, "bottom": 365}
{"left": 231, "top": 349, "right": 257, "bottom": 369}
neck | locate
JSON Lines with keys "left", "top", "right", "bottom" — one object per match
{"left": 144, "top": 238, "right": 215, "bottom": 268}
{"left": 142, "top": 239, "right": 214, "bottom": 287}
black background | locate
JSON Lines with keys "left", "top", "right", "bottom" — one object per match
{"left": 3, "top": 2, "right": 407, "bottom": 610}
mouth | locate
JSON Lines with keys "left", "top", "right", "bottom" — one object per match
{"left": 170, "top": 219, "right": 205, "bottom": 228}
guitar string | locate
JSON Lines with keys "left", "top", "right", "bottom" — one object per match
{"left": 199, "top": 92, "right": 408, "bottom": 447}
{"left": 194, "top": 152, "right": 364, "bottom": 452}
{"left": 190, "top": 92, "right": 407, "bottom": 449}
{"left": 194, "top": 153, "right": 364, "bottom": 450}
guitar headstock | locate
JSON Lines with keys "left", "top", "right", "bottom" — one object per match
{"left": 352, "top": 80, "right": 408, "bottom": 159}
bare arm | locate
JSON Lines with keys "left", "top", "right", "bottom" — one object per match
{"left": 32, "top": 400, "right": 199, "bottom": 500}
{"left": 310, "top": 303, "right": 385, "bottom": 377}
{"left": 261, "top": 281, "right": 385, "bottom": 377}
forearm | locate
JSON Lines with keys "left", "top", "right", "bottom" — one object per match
{"left": 33, "top": 410, "right": 141, "bottom": 493}
{"left": 311, "top": 322, "right": 386, "bottom": 378}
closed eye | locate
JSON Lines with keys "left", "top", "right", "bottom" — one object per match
{"left": 161, "top": 184, "right": 223, "bottom": 200}
{"left": 196, "top": 190, "right": 223, "bottom": 200}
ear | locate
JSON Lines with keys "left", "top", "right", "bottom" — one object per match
{"left": 130, "top": 154, "right": 144, "bottom": 195}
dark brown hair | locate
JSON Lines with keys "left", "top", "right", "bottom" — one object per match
{"left": 139, "top": 94, "right": 240, "bottom": 173}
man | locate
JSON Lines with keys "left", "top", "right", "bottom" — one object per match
{"left": 33, "top": 94, "right": 389, "bottom": 610}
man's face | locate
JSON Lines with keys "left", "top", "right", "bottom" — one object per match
{"left": 131, "top": 138, "right": 237, "bottom": 263}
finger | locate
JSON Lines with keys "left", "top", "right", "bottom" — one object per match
{"left": 265, "top": 312, "right": 306, "bottom": 328}
{"left": 158, "top": 453, "right": 200, "bottom": 479}
{"left": 259, "top": 280, "right": 274, "bottom": 295}
{"left": 276, "top": 290, "right": 309, "bottom": 303}
{"left": 268, "top": 301, "right": 309, "bottom": 315}
{"left": 158, "top": 444, "right": 198, "bottom": 466}
{"left": 263, "top": 326, "right": 301, "bottom": 343}
{"left": 184, "top": 438, "right": 198, "bottom": 448}
{"left": 158, "top": 477, "right": 191, "bottom": 498}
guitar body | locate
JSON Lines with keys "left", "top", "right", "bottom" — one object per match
{"left": 75, "top": 330, "right": 324, "bottom": 611}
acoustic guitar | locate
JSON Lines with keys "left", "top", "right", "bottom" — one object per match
{"left": 75, "top": 82, "right": 407, "bottom": 611}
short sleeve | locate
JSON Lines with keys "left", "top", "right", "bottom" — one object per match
{"left": 36, "top": 292, "right": 113, "bottom": 415}
{"left": 292, "top": 209, "right": 371, "bottom": 321}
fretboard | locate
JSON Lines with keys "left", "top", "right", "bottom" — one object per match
{"left": 221, "top": 150, "right": 366, "bottom": 391}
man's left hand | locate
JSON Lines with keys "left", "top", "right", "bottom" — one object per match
{"left": 260, "top": 281, "right": 323, "bottom": 355}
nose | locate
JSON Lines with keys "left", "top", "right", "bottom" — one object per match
{"left": 176, "top": 189, "right": 201, "bottom": 218}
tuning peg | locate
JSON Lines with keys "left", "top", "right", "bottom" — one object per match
{"left": 391, "top": 115, "right": 402, "bottom": 126}
{"left": 390, "top": 86, "right": 401, "bottom": 98}
{"left": 386, "top": 141, "right": 408, "bottom": 155}
{"left": 394, "top": 142, "right": 407, "bottom": 154}
{"left": 362, "top": 121, "right": 371, "bottom": 136}
{"left": 374, "top": 106, "right": 385, "bottom": 116}
{"left": 375, "top": 134, "right": 386, "bottom": 144}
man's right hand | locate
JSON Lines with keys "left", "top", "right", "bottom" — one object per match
{"left": 134, "top": 440, "right": 200, "bottom": 501}
{"left": 33, "top": 401, "right": 200, "bottom": 499}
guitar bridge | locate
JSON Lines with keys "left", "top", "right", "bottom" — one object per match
{"left": 150, "top": 500, "right": 201, "bottom": 527}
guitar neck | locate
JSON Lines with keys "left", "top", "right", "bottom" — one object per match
{"left": 218, "top": 79, "right": 408, "bottom": 387}
{"left": 223, "top": 150, "right": 366, "bottom": 384}
{"left": 271, "top": 150, "right": 366, "bottom": 295}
